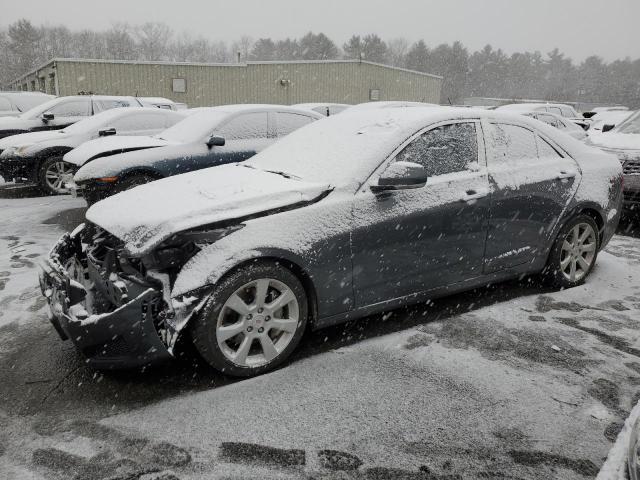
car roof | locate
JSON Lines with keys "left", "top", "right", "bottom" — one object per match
{"left": 197, "top": 104, "right": 324, "bottom": 118}
{"left": 497, "top": 103, "right": 575, "bottom": 112}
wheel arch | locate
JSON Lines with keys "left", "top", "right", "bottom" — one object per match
{"left": 182, "top": 251, "right": 320, "bottom": 329}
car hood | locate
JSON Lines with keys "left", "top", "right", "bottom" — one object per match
{"left": 86, "top": 164, "right": 332, "bottom": 256}
{"left": 589, "top": 132, "right": 640, "bottom": 152}
{"left": 0, "top": 130, "right": 66, "bottom": 150}
{"left": 0, "top": 116, "right": 36, "bottom": 131}
{"left": 65, "top": 136, "right": 170, "bottom": 167}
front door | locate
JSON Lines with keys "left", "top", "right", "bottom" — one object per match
{"left": 483, "top": 121, "right": 582, "bottom": 272}
{"left": 351, "top": 120, "right": 491, "bottom": 307}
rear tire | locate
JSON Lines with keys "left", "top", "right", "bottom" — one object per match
{"left": 543, "top": 214, "right": 599, "bottom": 288}
{"left": 191, "top": 261, "right": 308, "bottom": 377}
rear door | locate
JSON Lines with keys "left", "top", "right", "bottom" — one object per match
{"left": 484, "top": 121, "right": 582, "bottom": 272}
{"left": 351, "top": 120, "right": 491, "bottom": 306}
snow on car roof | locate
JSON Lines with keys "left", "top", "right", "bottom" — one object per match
{"left": 245, "top": 105, "right": 603, "bottom": 190}
{"left": 496, "top": 103, "right": 573, "bottom": 112}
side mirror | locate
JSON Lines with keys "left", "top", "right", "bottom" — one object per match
{"left": 206, "top": 135, "right": 225, "bottom": 148}
{"left": 42, "top": 112, "right": 54, "bottom": 122}
{"left": 98, "top": 127, "right": 117, "bottom": 137}
{"left": 602, "top": 124, "right": 615, "bottom": 133}
{"left": 370, "top": 161, "right": 428, "bottom": 193}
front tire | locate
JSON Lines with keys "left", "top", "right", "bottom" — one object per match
{"left": 39, "top": 157, "right": 75, "bottom": 195}
{"left": 115, "top": 174, "right": 158, "bottom": 194}
{"left": 191, "top": 261, "right": 309, "bottom": 377}
{"left": 543, "top": 214, "right": 599, "bottom": 288}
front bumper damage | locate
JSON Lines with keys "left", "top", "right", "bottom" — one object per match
{"left": 39, "top": 225, "right": 207, "bottom": 369}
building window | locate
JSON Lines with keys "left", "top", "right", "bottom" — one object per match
{"left": 369, "top": 89, "right": 380, "bottom": 101}
{"left": 172, "top": 78, "right": 186, "bottom": 93}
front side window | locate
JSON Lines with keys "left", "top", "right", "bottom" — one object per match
{"left": 277, "top": 113, "right": 315, "bottom": 137}
{"left": 218, "top": 112, "right": 269, "bottom": 140}
{"left": 535, "top": 114, "right": 559, "bottom": 128}
{"left": 489, "top": 123, "right": 538, "bottom": 162}
{"left": 48, "top": 99, "right": 91, "bottom": 117}
{"left": 394, "top": 122, "right": 478, "bottom": 177}
{"left": 549, "top": 106, "right": 563, "bottom": 116}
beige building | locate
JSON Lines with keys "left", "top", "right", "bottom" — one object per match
{"left": 6, "top": 58, "right": 442, "bottom": 107}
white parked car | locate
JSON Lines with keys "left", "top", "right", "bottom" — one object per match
{"left": 0, "top": 91, "right": 56, "bottom": 118}
{"left": 138, "top": 97, "right": 186, "bottom": 111}
{"left": 347, "top": 101, "right": 439, "bottom": 111}
{"left": 497, "top": 102, "right": 589, "bottom": 130}
{"left": 521, "top": 111, "right": 588, "bottom": 141}
{"left": 588, "top": 109, "right": 640, "bottom": 211}
{"left": 0, "top": 95, "right": 145, "bottom": 141}
{"left": 0, "top": 107, "right": 186, "bottom": 194}
{"left": 588, "top": 110, "right": 634, "bottom": 134}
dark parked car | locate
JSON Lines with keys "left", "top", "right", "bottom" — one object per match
{"left": 0, "top": 95, "right": 143, "bottom": 141}
{"left": 72, "top": 105, "right": 323, "bottom": 204}
{"left": 0, "top": 108, "right": 186, "bottom": 194}
{"left": 40, "top": 107, "right": 622, "bottom": 376}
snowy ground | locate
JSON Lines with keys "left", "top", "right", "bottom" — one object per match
{"left": 1, "top": 184, "right": 640, "bottom": 479}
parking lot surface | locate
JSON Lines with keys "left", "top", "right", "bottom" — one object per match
{"left": 1, "top": 184, "right": 640, "bottom": 479}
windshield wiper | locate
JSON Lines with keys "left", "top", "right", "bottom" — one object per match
{"left": 264, "top": 169, "right": 300, "bottom": 180}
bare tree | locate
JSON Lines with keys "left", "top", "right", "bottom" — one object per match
{"left": 135, "top": 22, "right": 172, "bottom": 61}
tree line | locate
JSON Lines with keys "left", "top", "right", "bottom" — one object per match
{"left": 2, "top": 19, "right": 639, "bottom": 107}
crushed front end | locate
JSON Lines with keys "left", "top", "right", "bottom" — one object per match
{"left": 39, "top": 223, "right": 208, "bottom": 369}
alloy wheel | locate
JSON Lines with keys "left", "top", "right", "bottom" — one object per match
{"left": 559, "top": 222, "right": 597, "bottom": 282}
{"left": 45, "top": 161, "right": 74, "bottom": 193}
{"left": 216, "top": 278, "right": 300, "bottom": 368}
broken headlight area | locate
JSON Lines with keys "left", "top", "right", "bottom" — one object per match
{"left": 40, "top": 222, "right": 242, "bottom": 366}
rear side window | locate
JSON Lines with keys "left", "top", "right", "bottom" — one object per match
{"left": 489, "top": 124, "right": 538, "bottom": 162}
{"left": 49, "top": 99, "right": 91, "bottom": 117}
{"left": 536, "top": 114, "right": 559, "bottom": 128}
{"left": 218, "top": 112, "right": 269, "bottom": 140}
{"left": 277, "top": 113, "right": 315, "bottom": 137}
{"left": 96, "top": 100, "right": 134, "bottom": 111}
{"left": 537, "top": 137, "right": 563, "bottom": 158}
{"left": 549, "top": 107, "right": 563, "bottom": 116}
{"left": 112, "top": 113, "right": 168, "bottom": 132}
{"left": 395, "top": 122, "right": 478, "bottom": 177}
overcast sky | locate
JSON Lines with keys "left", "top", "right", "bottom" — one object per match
{"left": 4, "top": 0, "right": 638, "bottom": 61}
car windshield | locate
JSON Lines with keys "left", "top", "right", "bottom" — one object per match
{"left": 616, "top": 110, "right": 640, "bottom": 134}
{"left": 156, "top": 110, "right": 230, "bottom": 143}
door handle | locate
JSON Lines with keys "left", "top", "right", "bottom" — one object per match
{"left": 460, "top": 189, "right": 488, "bottom": 202}
{"left": 555, "top": 171, "right": 577, "bottom": 180}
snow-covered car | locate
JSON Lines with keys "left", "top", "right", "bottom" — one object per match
{"left": 0, "top": 108, "right": 186, "bottom": 194}
{"left": 73, "top": 105, "right": 323, "bottom": 204}
{"left": 521, "top": 110, "right": 588, "bottom": 141}
{"left": 39, "top": 107, "right": 622, "bottom": 375}
{"left": 588, "top": 110, "right": 634, "bottom": 134}
{"left": 588, "top": 109, "right": 640, "bottom": 211}
{"left": 497, "top": 103, "right": 590, "bottom": 130}
{"left": 293, "top": 103, "right": 350, "bottom": 116}
{"left": 0, "top": 95, "right": 144, "bottom": 141}
{"left": 0, "top": 91, "right": 56, "bottom": 118}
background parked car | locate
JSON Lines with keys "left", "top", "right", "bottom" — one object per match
{"left": 293, "top": 103, "right": 350, "bottom": 116}
{"left": 497, "top": 102, "right": 590, "bottom": 130}
{"left": 73, "top": 105, "right": 323, "bottom": 204}
{"left": 0, "top": 108, "right": 186, "bottom": 194}
{"left": 0, "top": 91, "right": 56, "bottom": 118}
{"left": 40, "top": 107, "right": 622, "bottom": 375}
{"left": 588, "top": 109, "right": 634, "bottom": 134}
{"left": 522, "top": 110, "right": 588, "bottom": 141}
{"left": 588, "top": 109, "right": 640, "bottom": 212}
{"left": 0, "top": 95, "right": 144, "bottom": 141}
{"left": 347, "top": 101, "right": 438, "bottom": 111}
